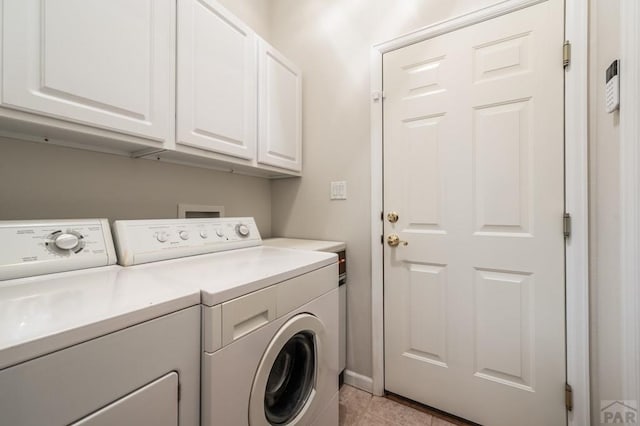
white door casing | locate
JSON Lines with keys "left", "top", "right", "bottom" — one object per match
{"left": 382, "top": 1, "right": 565, "bottom": 425}
{"left": 1, "top": 0, "right": 175, "bottom": 143}
{"left": 176, "top": 0, "right": 257, "bottom": 160}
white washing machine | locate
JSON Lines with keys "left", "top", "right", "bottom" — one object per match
{"left": 112, "top": 217, "right": 340, "bottom": 426}
{"left": 0, "top": 219, "right": 201, "bottom": 426}
{"left": 262, "top": 238, "right": 347, "bottom": 377}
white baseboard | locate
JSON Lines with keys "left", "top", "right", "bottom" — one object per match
{"left": 344, "top": 369, "right": 373, "bottom": 394}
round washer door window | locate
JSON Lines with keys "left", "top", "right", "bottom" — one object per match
{"left": 249, "top": 314, "right": 327, "bottom": 425}
{"left": 264, "top": 331, "right": 315, "bottom": 424}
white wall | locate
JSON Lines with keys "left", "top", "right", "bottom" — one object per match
{"left": 0, "top": 0, "right": 274, "bottom": 235}
{"left": 589, "top": 0, "right": 624, "bottom": 422}
{"left": 269, "top": 0, "right": 503, "bottom": 380}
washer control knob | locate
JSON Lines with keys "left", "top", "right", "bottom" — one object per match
{"left": 179, "top": 231, "right": 190, "bottom": 240}
{"left": 215, "top": 228, "right": 225, "bottom": 238}
{"left": 236, "top": 224, "right": 250, "bottom": 237}
{"left": 200, "top": 231, "right": 208, "bottom": 239}
{"left": 156, "top": 232, "right": 169, "bottom": 243}
{"left": 54, "top": 233, "right": 79, "bottom": 250}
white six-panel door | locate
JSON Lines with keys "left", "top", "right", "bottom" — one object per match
{"left": 383, "top": 1, "right": 565, "bottom": 425}
{"left": 177, "top": 0, "right": 257, "bottom": 160}
{"left": 1, "top": 0, "right": 175, "bottom": 142}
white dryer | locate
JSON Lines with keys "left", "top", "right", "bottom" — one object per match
{"left": 112, "top": 217, "right": 340, "bottom": 426}
{"left": 0, "top": 219, "right": 201, "bottom": 426}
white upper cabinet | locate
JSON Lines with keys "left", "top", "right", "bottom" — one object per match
{"left": 257, "top": 40, "right": 302, "bottom": 172}
{"left": 176, "top": 0, "right": 257, "bottom": 160}
{"left": 1, "top": 0, "right": 175, "bottom": 143}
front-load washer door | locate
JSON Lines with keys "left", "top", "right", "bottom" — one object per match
{"left": 249, "top": 313, "right": 327, "bottom": 425}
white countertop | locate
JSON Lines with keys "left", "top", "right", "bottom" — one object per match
{"left": 263, "top": 238, "right": 346, "bottom": 253}
{"left": 0, "top": 265, "right": 200, "bottom": 369}
{"left": 128, "top": 246, "right": 337, "bottom": 306}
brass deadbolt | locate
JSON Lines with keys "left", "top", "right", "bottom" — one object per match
{"left": 387, "top": 212, "right": 399, "bottom": 223}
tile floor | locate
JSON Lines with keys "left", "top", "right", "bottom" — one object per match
{"left": 339, "top": 385, "right": 473, "bottom": 426}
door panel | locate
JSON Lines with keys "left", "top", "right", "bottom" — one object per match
{"left": 383, "top": 2, "right": 565, "bottom": 425}
{"left": 177, "top": 0, "right": 257, "bottom": 160}
{"left": 1, "top": 0, "right": 175, "bottom": 142}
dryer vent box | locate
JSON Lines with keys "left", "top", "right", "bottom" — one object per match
{"left": 178, "top": 204, "right": 225, "bottom": 219}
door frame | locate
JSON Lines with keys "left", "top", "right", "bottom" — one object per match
{"left": 369, "top": 1, "right": 590, "bottom": 424}
{"left": 620, "top": 0, "right": 640, "bottom": 410}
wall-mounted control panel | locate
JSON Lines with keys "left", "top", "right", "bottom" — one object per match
{"left": 606, "top": 60, "right": 620, "bottom": 113}
{"left": 112, "top": 218, "right": 262, "bottom": 266}
{"left": 0, "top": 219, "right": 117, "bottom": 281}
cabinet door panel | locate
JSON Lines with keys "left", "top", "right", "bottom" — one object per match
{"left": 73, "top": 373, "right": 178, "bottom": 426}
{"left": 1, "top": 0, "right": 175, "bottom": 142}
{"left": 258, "top": 41, "right": 302, "bottom": 172}
{"left": 177, "top": 0, "right": 256, "bottom": 160}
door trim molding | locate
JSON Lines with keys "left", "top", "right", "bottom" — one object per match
{"left": 620, "top": 0, "right": 640, "bottom": 410}
{"left": 369, "top": 1, "right": 590, "bottom": 424}
{"left": 564, "top": 1, "right": 590, "bottom": 424}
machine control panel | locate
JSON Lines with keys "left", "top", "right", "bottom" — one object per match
{"left": 0, "top": 219, "right": 117, "bottom": 281}
{"left": 112, "top": 217, "right": 262, "bottom": 266}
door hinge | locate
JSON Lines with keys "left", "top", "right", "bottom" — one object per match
{"left": 563, "top": 40, "right": 571, "bottom": 68}
{"left": 563, "top": 213, "right": 572, "bottom": 238}
{"left": 372, "top": 91, "right": 385, "bottom": 102}
{"left": 381, "top": 235, "right": 384, "bottom": 244}
{"left": 565, "top": 383, "right": 573, "bottom": 411}
{"left": 381, "top": 211, "right": 384, "bottom": 221}
{"left": 178, "top": 383, "right": 182, "bottom": 401}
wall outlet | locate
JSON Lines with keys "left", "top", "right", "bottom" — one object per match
{"left": 331, "top": 181, "right": 347, "bottom": 200}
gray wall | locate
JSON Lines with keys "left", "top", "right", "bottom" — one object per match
{"left": 0, "top": 138, "right": 272, "bottom": 235}
{"left": 0, "top": 0, "right": 274, "bottom": 236}
{"left": 269, "top": 0, "right": 503, "bottom": 380}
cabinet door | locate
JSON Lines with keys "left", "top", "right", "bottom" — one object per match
{"left": 177, "top": 0, "right": 257, "bottom": 160}
{"left": 1, "top": 0, "right": 175, "bottom": 143}
{"left": 73, "top": 373, "right": 178, "bottom": 426}
{"left": 257, "top": 40, "right": 302, "bottom": 172}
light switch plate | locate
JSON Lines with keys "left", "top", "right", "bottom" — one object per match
{"left": 331, "top": 181, "right": 347, "bottom": 200}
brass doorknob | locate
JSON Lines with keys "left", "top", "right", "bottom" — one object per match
{"left": 387, "top": 234, "right": 408, "bottom": 247}
{"left": 387, "top": 212, "right": 399, "bottom": 223}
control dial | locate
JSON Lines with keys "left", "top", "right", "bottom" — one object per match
{"left": 55, "top": 233, "right": 79, "bottom": 250}
{"left": 179, "top": 231, "right": 190, "bottom": 240}
{"left": 235, "top": 224, "right": 250, "bottom": 238}
{"left": 45, "top": 230, "right": 85, "bottom": 254}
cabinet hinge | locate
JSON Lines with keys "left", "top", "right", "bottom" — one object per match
{"left": 563, "top": 40, "right": 571, "bottom": 68}
{"left": 381, "top": 211, "right": 384, "bottom": 221}
{"left": 563, "top": 213, "right": 572, "bottom": 239}
{"left": 381, "top": 235, "right": 384, "bottom": 244}
{"left": 178, "top": 383, "right": 182, "bottom": 401}
{"left": 565, "top": 383, "right": 573, "bottom": 411}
